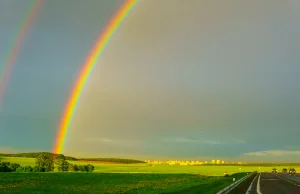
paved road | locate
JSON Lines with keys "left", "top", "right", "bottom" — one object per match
{"left": 246, "top": 173, "right": 300, "bottom": 194}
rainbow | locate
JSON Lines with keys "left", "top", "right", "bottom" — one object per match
{"left": 53, "top": 0, "right": 139, "bottom": 154}
{"left": 0, "top": 0, "right": 43, "bottom": 109}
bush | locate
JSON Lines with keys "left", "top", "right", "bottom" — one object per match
{"left": 16, "top": 166, "right": 33, "bottom": 172}
{"left": 77, "top": 164, "right": 94, "bottom": 172}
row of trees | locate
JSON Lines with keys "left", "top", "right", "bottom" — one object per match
{"left": 0, "top": 152, "right": 77, "bottom": 161}
{"left": 0, "top": 152, "right": 146, "bottom": 164}
{"left": 0, "top": 153, "right": 94, "bottom": 172}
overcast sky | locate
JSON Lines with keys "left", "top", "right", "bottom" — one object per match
{"left": 1, "top": 0, "right": 300, "bottom": 162}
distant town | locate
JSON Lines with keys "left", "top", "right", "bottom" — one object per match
{"left": 145, "top": 160, "right": 247, "bottom": 165}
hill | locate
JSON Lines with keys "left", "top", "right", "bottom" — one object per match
{"left": 0, "top": 152, "right": 145, "bottom": 164}
{"left": 78, "top": 158, "right": 146, "bottom": 164}
{"left": 0, "top": 152, "right": 77, "bottom": 160}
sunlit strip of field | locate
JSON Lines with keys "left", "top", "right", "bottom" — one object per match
{"left": 2, "top": 157, "right": 300, "bottom": 176}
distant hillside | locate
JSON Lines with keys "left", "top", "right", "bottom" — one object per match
{"left": 0, "top": 152, "right": 145, "bottom": 164}
{"left": 78, "top": 158, "right": 146, "bottom": 164}
{"left": 0, "top": 152, "right": 77, "bottom": 161}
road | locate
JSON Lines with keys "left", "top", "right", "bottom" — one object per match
{"left": 245, "top": 173, "right": 300, "bottom": 194}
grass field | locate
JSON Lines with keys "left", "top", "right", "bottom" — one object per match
{"left": 1, "top": 157, "right": 300, "bottom": 193}
{"left": 1, "top": 157, "right": 300, "bottom": 176}
{"left": 0, "top": 172, "right": 248, "bottom": 193}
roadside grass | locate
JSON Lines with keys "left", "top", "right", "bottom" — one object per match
{"left": 0, "top": 172, "right": 248, "bottom": 194}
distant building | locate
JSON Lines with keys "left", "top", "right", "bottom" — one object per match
{"left": 216, "top": 160, "right": 220, "bottom": 164}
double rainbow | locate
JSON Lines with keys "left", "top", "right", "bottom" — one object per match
{"left": 53, "top": 0, "right": 139, "bottom": 154}
{"left": 0, "top": 0, "right": 43, "bottom": 109}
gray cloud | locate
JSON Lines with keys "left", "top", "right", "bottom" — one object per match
{"left": 243, "top": 150, "right": 300, "bottom": 156}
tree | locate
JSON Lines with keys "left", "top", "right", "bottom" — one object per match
{"left": 77, "top": 164, "right": 94, "bottom": 172}
{"left": 86, "top": 164, "right": 95, "bottom": 172}
{"left": 0, "top": 162, "right": 10, "bottom": 172}
{"left": 55, "top": 158, "right": 70, "bottom": 172}
{"left": 78, "top": 165, "right": 87, "bottom": 172}
{"left": 56, "top": 154, "right": 65, "bottom": 160}
{"left": 16, "top": 166, "right": 24, "bottom": 172}
{"left": 69, "top": 164, "right": 79, "bottom": 172}
{"left": 33, "top": 166, "right": 45, "bottom": 172}
{"left": 9, "top": 163, "right": 20, "bottom": 172}
{"left": 16, "top": 166, "right": 33, "bottom": 172}
{"left": 35, "top": 153, "right": 55, "bottom": 172}
{"left": 23, "top": 166, "right": 33, "bottom": 172}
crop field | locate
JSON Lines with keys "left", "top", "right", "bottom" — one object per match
{"left": 1, "top": 157, "right": 300, "bottom": 176}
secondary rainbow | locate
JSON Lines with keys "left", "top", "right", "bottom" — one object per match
{"left": 0, "top": 0, "right": 43, "bottom": 109}
{"left": 53, "top": 0, "right": 139, "bottom": 154}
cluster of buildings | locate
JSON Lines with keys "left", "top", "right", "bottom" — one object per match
{"left": 145, "top": 160, "right": 205, "bottom": 165}
{"left": 145, "top": 160, "right": 247, "bottom": 165}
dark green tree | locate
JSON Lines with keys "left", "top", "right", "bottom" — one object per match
{"left": 24, "top": 166, "right": 33, "bottom": 172}
{"left": 35, "top": 153, "right": 55, "bottom": 172}
{"left": 0, "top": 162, "right": 10, "bottom": 172}
{"left": 33, "top": 166, "right": 45, "bottom": 172}
{"left": 16, "top": 166, "right": 24, "bottom": 172}
{"left": 16, "top": 166, "right": 33, "bottom": 172}
{"left": 86, "top": 164, "right": 95, "bottom": 172}
{"left": 55, "top": 158, "right": 70, "bottom": 172}
{"left": 9, "top": 163, "right": 20, "bottom": 172}
{"left": 69, "top": 164, "right": 79, "bottom": 172}
{"left": 77, "top": 164, "right": 94, "bottom": 172}
{"left": 57, "top": 154, "right": 65, "bottom": 160}
{"left": 78, "top": 165, "right": 87, "bottom": 172}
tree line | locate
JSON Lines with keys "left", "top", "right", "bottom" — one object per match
{"left": 79, "top": 158, "right": 146, "bottom": 164}
{"left": 0, "top": 153, "right": 94, "bottom": 172}
{"left": 0, "top": 152, "right": 77, "bottom": 161}
{"left": 0, "top": 152, "right": 146, "bottom": 164}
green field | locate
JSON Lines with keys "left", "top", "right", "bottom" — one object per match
{"left": 1, "top": 157, "right": 299, "bottom": 176}
{"left": 1, "top": 156, "right": 300, "bottom": 193}
{"left": 0, "top": 172, "right": 248, "bottom": 193}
